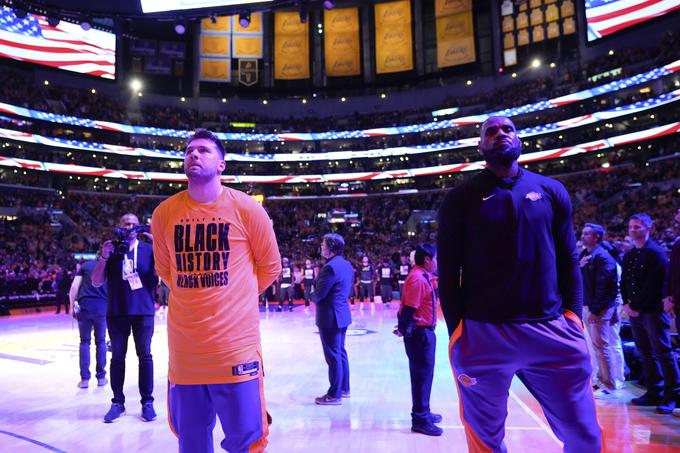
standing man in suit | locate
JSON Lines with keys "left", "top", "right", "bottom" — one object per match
{"left": 313, "top": 233, "right": 354, "bottom": 405}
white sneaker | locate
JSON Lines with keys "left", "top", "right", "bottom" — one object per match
{"left": 593, "top": 388, "right": 618, "bottom": 399}
{"left": 673, "top": 408, "right": 680, "bottom": 418}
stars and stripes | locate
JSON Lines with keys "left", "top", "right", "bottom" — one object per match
{"left": 0, "top": 7, "right": 115, "bottom": 79}
{"left": 1, "top": 121, "right": 678, "bottom": 183}
{"left": 585, "top": 0, "right": 680, "bottom": 41}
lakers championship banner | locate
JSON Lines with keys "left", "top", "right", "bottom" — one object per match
{"left": 200, "top": 15, "right": 231, "bottom": 82}
{"left": 435, "top": 0, "right": 471, "bottom": 17}
{"left": 435, "top": 0, "right": 475, "bottom": 68}
{"left": 374, "top": 0, "right": 413, "bottom": 74}
{"left": 200, "top": 58, "right": 231, "bottom": 82}
{"left": 274, "top": 12, "right": 310, "bottom": 80}
{"left": 324, "top": 8, "right": 360, "bottom": 77}
{"left": 201, "top": 16, "right": 231, "bottom": 33}
{"left": 233, "top": 12, "right": 263, "bottom": 34}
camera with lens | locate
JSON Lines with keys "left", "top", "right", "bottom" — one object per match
{"left": 112, "top": 224, "right": 150, "bottom": 256}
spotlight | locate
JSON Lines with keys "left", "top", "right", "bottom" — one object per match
{"left": 174, "top": 21, "right": 186, "bottom": 35}
{"left": 323, "top": 0, "right": 335, "bottom": 9}
{"left": 80, "top": 19, "right": 91, "bottom": 31}
{"left": 239, "top": 12, "right": 251, "bottom": 28}
{"left": 47, "top": 15, "right": 60, "bottom": 27}
{"left": 531, "top": 58, "right": 541, "bottom": 68}
{"left": 299, "top": 8, "right": 308, "bottom": 24}
{"left": 130, "top": 79, "right": 142, "bottom": 92}
{"left": 210, "top": 13, "right": 217, "bottom": 24}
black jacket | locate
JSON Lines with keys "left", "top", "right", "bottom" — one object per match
{"left": 580, "top": 245, "right": 618, "bottom": 315}
{"left": 621, "top": 239, "right": 668, "bottom": 313}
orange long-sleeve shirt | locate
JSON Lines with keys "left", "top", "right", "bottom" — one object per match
{"left": 152, "top": 187, "right": 281, "bottom": 385}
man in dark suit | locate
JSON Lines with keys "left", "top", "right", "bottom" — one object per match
{"left": 313, "top": 233, "right": 354, "bottom": 405}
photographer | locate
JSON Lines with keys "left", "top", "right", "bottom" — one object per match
{"left": 92, "top": 213, "right": 157, "bottom": 423}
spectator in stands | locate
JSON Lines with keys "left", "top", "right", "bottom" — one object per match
{"left": 579, "top": 223, "right": 620, "bottom": 398}
{"left": 70, "top": 257, "right": 108, "bottom": 389}
{"left": 622, "top": 213, "right": 679, "bottom": 414}
{"left": 93, "top": 213, "right": 157, "bottom": 423}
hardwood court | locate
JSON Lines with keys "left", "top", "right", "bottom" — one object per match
{"left": 1, "top": 303, "right": 679, "bottom": 452}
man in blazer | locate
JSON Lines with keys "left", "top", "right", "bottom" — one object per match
{"left": 313, "top": 233, "right": 354, "bottom": 405}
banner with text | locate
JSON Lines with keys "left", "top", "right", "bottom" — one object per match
{"left": 324, "top": 7, "right": 360, "bottom": 77}
{"left": 435, "top": 0, "right": 475, "bottom": 68}
{"left": 274, "top": 12, "right": 310, "bottom": 80}
{"left": 374, "top": 0, "right": 413, "bottom": 74}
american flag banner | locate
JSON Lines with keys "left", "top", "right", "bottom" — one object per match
{"left": 1, "top": 122, "right": 678, "bottom": 183}
{"left": 585, "top": 0, "right": 680, "bottom": 42}
{"left": 0, "top": 7, "right": 115, "bottom": 79}
{"left": 0, "top": 89, "right": 678, "bottom": 163}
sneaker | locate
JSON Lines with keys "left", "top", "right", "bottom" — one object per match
{"left": 103, "top": 403, "right": 126, "bottom": 423}
{"left": 276, "top": 305, "right": 283, "bottom": 312}
{"left": 672, "top": 408, "right": 680, "bottom": 418}
{"left": 315, "top": 394, "right": 342, "bottom": 405}
{"left": 656, "top": 400, "right": 676, "bottom": 414}
{"left": 289, "top": 305, "right": 293, "bottom": 312}
{"left": 411, "top": 422, "right": 443, "bottom": 436}
{"left": 141, "top": 402, "right": 157, "bottom": 421}
{"left": 631, "top": 392, "right": 662, "bottom": 406}
{"left": 594, "top": 388, "right": 617, "bottom": 400}
{"left": 77, "top": 379, "right": 89, "bottom": 389}
{"left": 97, "top": 377, "right": 108, "bottom": 387}
{"left": 341, "top": 391, "right": 351, "bottom": 398}
{"left": 430, "top": 413, "right": 442, "bottom": 423}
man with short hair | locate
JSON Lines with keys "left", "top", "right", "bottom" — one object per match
{"left": 379, "top": 258, "right": 394, "bottom": 305}
{"left": 579, "top": 223, "right": 620, "bottom": 398}
{"left": 438, "top": 116, "right": 601, "bottom": 452}
{"left": 152, "top": 129, "right": 281, "bottom": 452}
{"left": 358, "top": 255, "right": 376, "bottom": 304}
{"left": 278, "top": 257, "right": 294, "bottom": 312}
{"left": 302, "top": 259, "right": 316, "bottom": 307}
{"left": 622, "top": 213, "right": 679, "bottom": 414}
{"left": 397, "top": 244, "right": 443, "bottom": 436}
{"left": 313, "top": 233, "right": 353, "bottom": 405}
{"left": 93, "top": 212, "right": 157, "bottom": 423}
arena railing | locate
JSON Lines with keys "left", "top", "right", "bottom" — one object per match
{"left": 1, "top": 121, "right": 678, "bottom": 184}
{"left": 0, "top": 59, "right": 678, "bottom": 142}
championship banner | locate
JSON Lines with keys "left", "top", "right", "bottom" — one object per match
{"left": 436, "top": 11, "right": 475, "bottom": 68}
{"left": 324, "top": 7, "right": 360, "bottom": 77}
{"left": 435, "top": 0, "right": 471, "bottom": 17}
{"left": 200, "top": 35, "right": 230, "bottom": 57}
{"left": 374, "top": 0, "right": 413, "bottom": 74}
{"left": 274, "top": 12, "right": 310, "bottom": 80}
{"left": 201, "top": 16, "right": 231, "bottom": 33}
{"left": 233, "top": 12, "right": 263, "bottom": 34}
{"left": 200, "top": 58, "right": 231, "bottom": 82}
{"left": 233, "top": 36, "right": 263, "bottom": 58}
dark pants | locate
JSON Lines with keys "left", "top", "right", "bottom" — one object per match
{"left": 404, "top": 327, "right": 436, "bottom": 423}
{"left": 107, "top": 315, "right": 154, "bottom": 405}
{"left": 319, "top": 327, "right": 349, "bottom": 398}
{"left": 278, "top": 286, "right": 293, "bottom": 307}
{"left": 358, "top": 282, "right": 374, "bottom": 302}
{"left": 55, "top": 292, "right": 69, "bottom": 314}
{"left": 629, "top": 311, "right": 680, "bottom": 400}
{"left": 380, "top": 284, "right": 392, "bottom": 303}
{"left": 304, "top": 281, "right": 314, "bottom": 306}
{"left": 78, "top": 311, "right": 107, "bottom": 380}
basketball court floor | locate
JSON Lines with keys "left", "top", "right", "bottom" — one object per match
{"left": 1, "top": 303, "right": 679, "bottom": 452}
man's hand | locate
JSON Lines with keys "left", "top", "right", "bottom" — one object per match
{"left": 101, "top": 240, "right": 114, "bottom": 260}
{"left": 623, "top": 304, "right": 640, "bottom": 318}
{"left": 141, "top": 232, "right": 153, "bottom": 242}
{"left": 579, "top": 255, "right": 591, "bottom": 268}
{"left": 663, "top": 296, "right": 676, "bottom": 318}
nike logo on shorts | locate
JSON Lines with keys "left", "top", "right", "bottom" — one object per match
{"left": 482, "top": 194, "right": 495, "bottom": 201}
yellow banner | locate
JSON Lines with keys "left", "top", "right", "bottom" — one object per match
{"left": 200, "top": 58, "right": 231, "bottom": 82}
{"left": 233, "top": 12, "right": 263, "bottom": 34}
{"left": 233, "top": 35, "right": 263, "bottom": 58}
{"left": 324, "top": 8, "right": 360, "bottom": 77}
{"left": 201, "top": 16, "right": 231, "bottom": 33}
{"left": 436, "top": 10, "right": 475, "bottom": 68}
{"left": 201, "top": 35, "right": 230, "bottom": 57}
{"left": 274, "top": 12, "right": 309, "bottom": 80}
{"left": 375, "top": 0, "right": 413, "bottom": 74}
{"left": 435, "top": 0, "right": 472, "bottom": 17}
